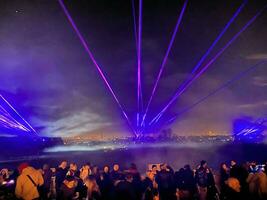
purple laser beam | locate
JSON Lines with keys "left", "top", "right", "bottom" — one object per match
{"left": 149, "top": 5, "right": 267, "bottom": 126}
{"left": 0, "top": 105, "right": 31, "bottom": 132}
{"left": 0, "top": 95, "right": 36, "bottom": 133}
{"left": 168, "top": 0, "right": 247, "bottom": 99}
{"left": 146, "top": 0, "right": 247, "bottom": 126}
{"left": 164, "top": 60, "right": 266, "bottom": 127}
{"left": 141, "top": 0, "right": 188, "bottom": 127}
{"left": 58, "top": 0, "right": 136, "bottom": 135}
{"left": 137, "top": 0, "right": 143, "bottom": 129}
{"left": 131, "top": 0, "right": 138, "bottom": 54}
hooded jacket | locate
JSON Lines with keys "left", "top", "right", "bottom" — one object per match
{"left": 15, "top": 166, "right": 44, "bottom": 200}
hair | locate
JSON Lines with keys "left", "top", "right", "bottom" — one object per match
{"left": 201, "top": 160, "right": 207, "bottom": 167}
{"left": 86, "top": 175, "right": 100, "bottom": 198}
{"left": 152, "top": 165, "right": 157, "bottom": 169}
{"left": 184, "top": 164, "right": 191, "bottom": 170}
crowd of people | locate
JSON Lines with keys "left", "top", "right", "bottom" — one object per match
{"left": 0, "top": 159, "right": 267, "bottom": 200}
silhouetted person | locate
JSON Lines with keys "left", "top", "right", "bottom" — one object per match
{"left": 155, "top": 163, "right": 176, "bottom": 200}
{"left": 56, "top": 161, "right": 68, "bottom": 198}
{"left": 220, "top": 163, "right": 229, "bottom": 200}
{"left": 99, "top": 165, "right": 112, "bottom": 200}
{"left": 58, "top": 175, "right": 78, "bottom": 200}
{"left": 114, "top": 173, "right": 137, "bottom": 200}
{"left": 40, "top": 164, "right": 53, "bottom": 199}
{"left": 110, "top": 164, "right": 123, "bottom": 182}
{"left": 196, "top": 160, "right": 213, "bottom": 200}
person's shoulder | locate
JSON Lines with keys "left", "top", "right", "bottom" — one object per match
{"left": 16, "top": 174, "right": 24, "bottom": 182}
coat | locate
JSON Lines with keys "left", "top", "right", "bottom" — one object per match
{"left": 15, "top": 166, "right": 44, "bottom": 200}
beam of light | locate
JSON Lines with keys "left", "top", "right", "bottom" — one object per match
{"left": 131, "top": 0, "right": 144, "bottom": 130}
{"left": 0, "top": 95, "right": 36, "bottom": 133}
{"left": 163, "top": 60, "right": 266, "bottom": 127}
{"left": 149, "top": 5, "right": 267, "bottom": 126}
{"left": 131, "top": 0, "right": 138, "bottom": 53}
{"left": 191, "top": 0, "right": 247, "bottom": 75}
{"left": 58, "top": 0, "right": 136, "bottom": 136}
{"left": 141, "top": 0, "right": 189, "bottom": 128}
{"left": 0, "top": 105, "right": 31, "bottom": 132}
{"left": 137, "top": 0, "right": 143, "bottom": 130}
{"left": 148, "top": 0, "right": 247, "bottom": 126}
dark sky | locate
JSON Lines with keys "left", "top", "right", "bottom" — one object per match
{"left": 0, "top": 0, "right": 266, "bottom": 137}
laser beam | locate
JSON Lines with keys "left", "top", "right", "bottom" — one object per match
{"left": 164, "top": 60, "right": 266, "bottom": 127}
{"left": 58, "top": 0, "right": 136, "bottom": 135}
{"left": 137, "top": 0, "right": 143, "bottom": 130}
{"left": 149, "top": 5, "right": 267, "bottom": 126}
{"left": 141, "top": 0, "right": 188, "bottom": 128}
{"left": 0, "top": 95, "right": 35, "bottom": 133}
{"left": 131, "top": 0, "right": 138, "bottom": 53}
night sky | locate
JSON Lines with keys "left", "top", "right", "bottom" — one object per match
{"left": 0, "top": 0, "right": 266, "bottom": 137}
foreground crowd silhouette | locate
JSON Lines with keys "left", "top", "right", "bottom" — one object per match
{"left": 1, "top": 159, "right": 267, "bottom": 200}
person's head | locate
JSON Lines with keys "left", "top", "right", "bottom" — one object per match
{"left": 130, "top": 163, "right": 137, "bottom": 170}
{"left": 43, "top": 164, "right": 50, "bottom": 171}
{"left": 59, "top": 161, "right": 67, "bottom": 169}
{"left": 92, "top": 166, "right": 99, "bottom": 174}
{"left": 103, "top": 166, "right": 110, "bottom": 173}
{"left": 230, "top": 160, "right": 237, "bottom": 167}
{"left": 0, "top": 169, "right": 9, "bottom": 180}
{"left": 113, "top": 164, "right": 120, "bottom": 172}
{"left": 220, "top": 163, "right": 228, "bottom": 171}
{"left": 70, "top": 163, "right": 77, "bottom": 171}
{"left": 151, "top": 165, "right": 157, "bottom": 174}
{"left": 184, "top": 164, "right": 191, "bottom": 171}
{"left": 227, "top": 177, "right": 241, "bottom": 192}
{"left": 200, "top": 160, "right": 207, "bottom": 168}
{"left": 160, "top": 163, "right": 167, "bottom": 171}
{"left": 179, "top": 168, "right": 185, "bottom": 173}
{"left": 18, "top": 162, "right": 29, "bottom": 174}
{"left": 125, "top": 173, "right": 133, "bottom": 183}
{"left": 82, "top": 163, "right": 91, "bottom": 170}
{"left": 146, "top": 170, "right": 154, "bottom": 180}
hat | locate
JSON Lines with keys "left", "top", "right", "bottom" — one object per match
{"left": 18, "top": 162, "right": 29, "bottom": 174}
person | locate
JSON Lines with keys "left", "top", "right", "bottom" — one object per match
{"left": 110, "top": 164, "right": 123, "bottom": 182}
{"left": 56, "top": 160, "right": 68, "bottom": 196}
{"left": 151, "top": 165, "right": 158, "bottom": 176}
{"left": 229, "top": 160, "right": 249, "bottom": 199}
{"left": 80, "top": 163, "right": 91, "bottom": 183}
{"left": 219, "top": 163, "right": 229, "bottom": 200}
{"left": 176, "top": 165, "right": 197, "bottom": 200}
{"left": 142, "top": 170, "right": 158, "bottom": 200}
{"left": 128, "top": 163, "right": 142, "bottom": 200}
{"left": 0, "top": 168, "right": 9, "bottom": 181}
{"left": 247, "top": 167, "right": 267, "bottom": 200}
{"left": 15, "top": 162, "right": 44, "bottom": 200}
{"left": 223, "top": 177, "right": 241, "bottom": 200}
{"left": 256, "top": 169, "right": 267, "bottom": 200}
{"left": 195, "top": 160, "right": 209, "bottom": 200}
{"left": 67, "top": 163, "right": 79, "bottom": 178}
{"left": 155, "top": 163, "right": 176, "bottom": 200}
{"left": 114, "top": 173, "right": 137, "bottom": 200}
{"left": 99, "top": 165, "right": 112, "bottom": 200}
{"left": 40, "top": 163, "right": 53, "bottom": 199}
{"left": 92, "top": 165, "right": 101, "bottom": 185}
{"left": 58, "top": 175, "right": 79, "bottom": 200}
{"left": 85, "top": 175, "right": 101, "bottom": 200}
{"left": 206, "top": 167, "right": 218, "bottom": 200}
